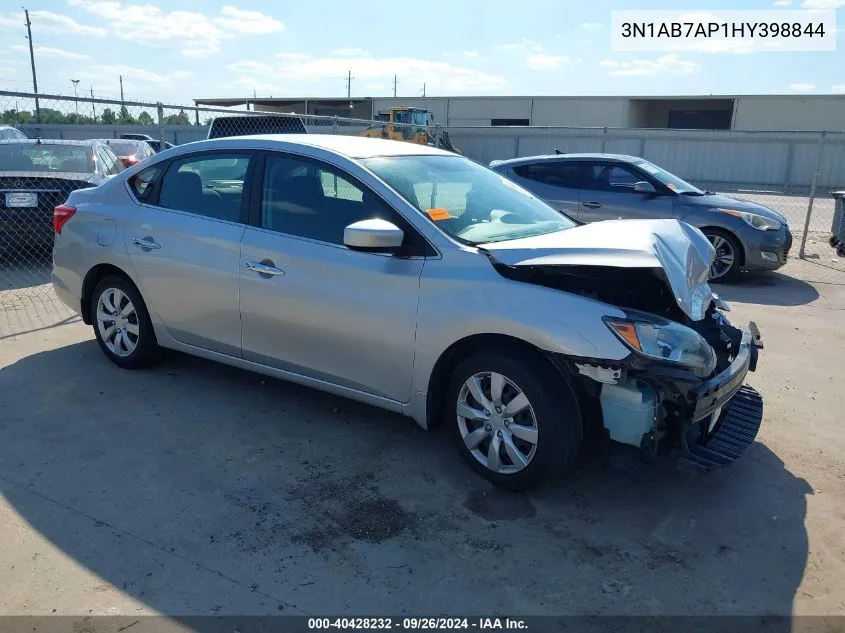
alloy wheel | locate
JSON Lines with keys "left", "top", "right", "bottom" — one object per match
{"left": 456, "top": 371, "right": 539, "bottom": 475}
{"left": 707, "top": 234, "right": 736, "bottom": 280}
{"left": 96, "top": 287, "right": 140, "bottom": 357}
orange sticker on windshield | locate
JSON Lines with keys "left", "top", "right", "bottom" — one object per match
{"left": 426, "top": 207, "right": 452, "bottom": 221}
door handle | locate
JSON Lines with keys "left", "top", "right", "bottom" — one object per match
{"left": 130, "top": 237, "right": 161, "bottom": 250}
{"left": 582, "top": 201, "right": 602, "bottom": 209}
{"left": 244, "top": 261, "right": 285, "bottom": 277}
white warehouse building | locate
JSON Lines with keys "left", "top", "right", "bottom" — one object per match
{"left": 195, "top": 94, "right": 845, "bottom": 132}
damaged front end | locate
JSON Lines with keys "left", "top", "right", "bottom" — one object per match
{"left": 482, "top": 219, "right": 765, "bottom": 470}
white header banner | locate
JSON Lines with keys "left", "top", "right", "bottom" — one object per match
{"left": 610, "top": 10, "right": 836, "bottom": 53}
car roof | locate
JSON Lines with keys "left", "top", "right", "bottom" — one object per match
{"left": 177, "top": 134, "right": 453, "bottom": 159}
{"left": 490, "top": 153, "right": 645, "bottom": 168}
{"left": 0, "top": 138, "right": 99, "bottom": 147}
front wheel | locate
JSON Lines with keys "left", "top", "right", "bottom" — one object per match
{"left": 703, "top": 229, "right": 742, "bottom": 281}
{"left": 446, "top": 349, "right": 582, "bottom": 491}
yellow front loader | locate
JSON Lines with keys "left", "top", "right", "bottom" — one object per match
{"left": 361, "top": 106, "right": 460, "bottom": 153}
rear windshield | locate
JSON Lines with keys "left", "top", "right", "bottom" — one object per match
{"left": 104, "top": 140, "right": 142, "bottom": 156}
{"left": 208, "top": 115, "right": 308, "bottom": 138}
{"left": 0, "top": 144, "right": 93, "bottom": 173}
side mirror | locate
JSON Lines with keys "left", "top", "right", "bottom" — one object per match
{"left": 344, "top": 218, "right": 404, "bottom": 253}
{"left": 633, "top": 181, "right": 656, "bottom": 194}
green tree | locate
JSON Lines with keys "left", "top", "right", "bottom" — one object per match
{"left": 0, "top": 109, "right": 34, "bottom": 124}
{"left": 119, "top": 105, "right": 136, "bottom": 124}
{"left": 163, "top": 110, "right": 190, "bottom": 125}
{"left": 39, "top": 108, "right": 67, "bottom": 124}
{"left": 137, "top": 111, "right": 154, "bottom": 125}
{"left": 100, "top": 108, "right": 117, "bottom": 124}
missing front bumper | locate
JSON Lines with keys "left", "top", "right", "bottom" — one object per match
{"left": 679, "top": 322, "right": 764, "bottom": 471}
{"left": 679, "top": 385, "right": 764, "bottom": 471}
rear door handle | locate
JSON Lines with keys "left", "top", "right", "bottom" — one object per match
{"left": 244, "top": 261, "right": 285, "bottom": 277}
{"left": 582, "top": 201, "right": 602, "bottom": 209}
{"left": 130, "top": 237, "right": 161, "bottom": 250}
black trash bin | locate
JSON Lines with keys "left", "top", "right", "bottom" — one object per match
{"left": 830, "top": 191, "right": 845, "bottom": 257}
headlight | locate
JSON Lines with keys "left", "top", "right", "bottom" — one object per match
{"left": 603, "top": 312, "right": 717, "bottom": 377}
{"left": 717, "top": 208, "right": 781, "bottom": 231}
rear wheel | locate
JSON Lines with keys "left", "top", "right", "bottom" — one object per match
{"left": 703, "top": 229, "right": 742, "bottom": 281}
{"left": 446, "top": 349, "right": 581, "bottom": 491}
{"left": 91, "top": 276, "right": 159, "bottom": 369}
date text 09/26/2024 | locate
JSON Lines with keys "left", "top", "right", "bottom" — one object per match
{"left": 307, "top": 618, "right": 528, "bottom": 630}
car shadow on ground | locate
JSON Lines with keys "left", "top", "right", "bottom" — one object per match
{"left": 712, "top": 271, "right": 819, "bottom": 307}
{"left": 0, "top": 340, "right": 812, "bottom": 625}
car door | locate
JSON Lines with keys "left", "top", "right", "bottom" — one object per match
{"left": 578, "top": 161, "right": 674, "bottom": 223}
{"left": 123, "top": 151, "right": 255, "bottom": 357}
{"left": 239, "top": 151, "right": 427, "bottom": 403}
{"left": 507, "top": 161, "right": 583, "bottom": 218}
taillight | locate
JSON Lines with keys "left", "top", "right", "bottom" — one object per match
{"left": 121, "top": 156, "right": 139, "bottom": 167}
{"left": 54, "top": 204, "right": 76, "bottom": 234}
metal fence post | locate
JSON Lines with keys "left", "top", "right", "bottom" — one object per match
{"left": 332, "top": 115, "right": 338, "bottom": 135}
{"left": 798, "top": 130, "right": 826, "bottom": 259}
{"left": 601, "top": 126, "right": 608, "bottom": 153}
{"left": 156, "top": 102, "right": 165, "bottom": 151}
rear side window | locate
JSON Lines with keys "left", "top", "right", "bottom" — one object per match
{"left": 129, "top": 165, "right": 164, "bottom": 202}
{"left": 512, "top": 162, "right": 584, "bottom": 188}
{"left": 157, "top": 153, "right": 251, "bottom": 222}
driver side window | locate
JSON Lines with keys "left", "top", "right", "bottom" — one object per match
{"left": 583, "top": 163, "right": 644, "bottom": 193}
{"left": 260, "top": 154, "right": 430, "bottom": 254}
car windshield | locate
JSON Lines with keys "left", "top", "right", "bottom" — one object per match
{"left": 0, "top": 144, "right": 93, "bottom": 173}
{"left": 633, "top": 159, "right": 704, "bottom": 195}
{"left": 362, "top": 155, "right": 577, "bottom": 245}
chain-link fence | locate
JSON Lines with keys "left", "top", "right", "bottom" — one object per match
{"left": 1, "top": 89, "right": 844, "bottom": 334}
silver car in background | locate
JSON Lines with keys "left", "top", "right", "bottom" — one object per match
{"left": 490, "top": 153, "right": 793, "bottom": 281}
{"left": 52, "top": 135, "right": 765, "bottom": 490}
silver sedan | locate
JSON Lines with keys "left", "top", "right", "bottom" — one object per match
{"left": 52, "top": 134, "right": 765, "bottom": 490}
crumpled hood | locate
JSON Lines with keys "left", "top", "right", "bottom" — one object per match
{"left": 481, "top": 219, "right": 716, "bottom": 321}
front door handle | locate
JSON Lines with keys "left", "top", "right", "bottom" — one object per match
{"left": 582, "top": 201, "right": 602, "bottom": 209}
{"left": 130, "top": 237, "right": 161, "bottom": 250}
{"left": 244, "top": 261, "right": 285, "bottom": 277}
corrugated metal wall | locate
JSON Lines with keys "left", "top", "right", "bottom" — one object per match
{"left": 445, "top": 127, "right": 845, "bottom": 192}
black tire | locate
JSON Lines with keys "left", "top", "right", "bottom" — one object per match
{"left": 91, "top": 275, "right": 159, "bottom": 369}
{"left": 702, "top": 228, "right": 742, "bottom": 282}
{"left": 446, "top": 348, "right": 582, "bottom": 491}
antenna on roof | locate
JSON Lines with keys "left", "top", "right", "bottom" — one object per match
{"left": 554, "top": 148, "right": 564, "bottom": 154}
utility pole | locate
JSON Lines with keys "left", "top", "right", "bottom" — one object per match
{"left": 393, "top": 74, "right": 398, "bottom": 98}
{"left": 24, "top": 9, "right": 40, "bottom": 122}
{"left": 71, "top": 78, "right": 79, "bottom": 117}
{"left": 119, "top": 74, "right": 124, "bottom": 102}
{"left": 421, "top": 83, "right": 426, "bottom": 97}
{"left": 346, "top": 70, "right": 353, "bottom": 99}
{"left": 90, "top": 86, "right": 96, "bottom": 121}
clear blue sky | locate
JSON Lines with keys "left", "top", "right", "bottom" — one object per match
{"left": 0, "top": 0, "right": 842, "bottom": 106}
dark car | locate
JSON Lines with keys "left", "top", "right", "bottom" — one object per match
{"left": 206, "top": 114, "right": 308, "bottom": 139}
{"left": 490, "top": 153, "right": 793, "bottom": 281}
{"left": 0, "top": 139, "right": 123, "bottom": 257}
{"left": 94, "top": 138, "right": 156, "bottom": 167}
{"left": 119, "top": 133, "right": 155, "bottom": 141}
{"left": 144, "top": 139, "right": 175, "bottom": 153}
